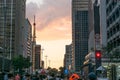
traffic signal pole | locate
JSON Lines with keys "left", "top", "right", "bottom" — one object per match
{"left": 95, "top": 50, "right": 102, "bottom": 69}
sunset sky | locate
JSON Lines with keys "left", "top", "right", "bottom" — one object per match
{"left": 26, "top": 0, "right": 72, "bottom": 69}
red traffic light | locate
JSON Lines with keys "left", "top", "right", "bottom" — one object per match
{"left": 95, "top": 51, "right": 101, "bottom": 58}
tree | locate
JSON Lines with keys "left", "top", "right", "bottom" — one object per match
{"left": 11, "top": 55, "right": 31, "bottom": 72}
{"left": 59, "top": 66, "right": 65, "bottom": 78}
{"left": 47, "top": 67, "right": 58, "bottom": 77}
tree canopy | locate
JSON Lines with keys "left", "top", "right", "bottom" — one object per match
{"left": 11, "top": 55, "right": 31, "bottom": 70}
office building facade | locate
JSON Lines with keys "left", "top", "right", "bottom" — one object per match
{"left": 0, "top": 0, "right": 26, "bottom": 58}
{"left": 64, "top": 44, "right": 72, "bottom": 70}
{"left": 23, "top": 19, "right": 32, "bottom": 58}
{"left": 106, "top": 0, "right": 120, "bottom": 79}
{"left": 72, "top": 0, "right": 89, "bottom": 72}
{"left": 106, "top": 0, "right": 120, "bottom": 52}
{"left": 35, "top": 45, "right": 41, "bottom": 70}
{"left": 0, "top": 0, "right": 26, "bottom": 71}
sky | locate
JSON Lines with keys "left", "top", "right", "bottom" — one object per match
{"left": 26, "top": 0, "right": 72, "bottom": 69}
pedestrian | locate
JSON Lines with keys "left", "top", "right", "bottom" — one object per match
{"left": 15, "top": 73, "right": 20, "bottom": 80}
{"left": 88, "top": 72, "right": 97, "bottom": 80}
{"left": 69, "top": 73, "right": 80, "bottom": 80}
{"left": 4, "top": 72, "right": 8, "bottom": 80}
{"left": 8, "top": 73, "right": 14, "bottom": 80}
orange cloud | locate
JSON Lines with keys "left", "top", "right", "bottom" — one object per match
{"left": 36, "top": 16, "right": 72, "bottom": 41}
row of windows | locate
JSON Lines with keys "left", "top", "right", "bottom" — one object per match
{"left": 107, "top": 7, "right": 120, "bottom": 27}
{"left": 75, "top": 11, "right": 88, "bottom": 19}
{"left": 0, "top": 0, "right": 14, "bottom": 3}
{"left": 108, "top": 36, "right": 120, "bottom": 50}
{"left": 106, "top": 0, "right": 118, "bottom": 16}
{"left": 107, "top": 23, "right": 120, "bottom": 38}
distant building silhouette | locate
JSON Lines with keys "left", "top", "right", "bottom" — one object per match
{"left": 35, "top": 45, "right": 41, "bottom": 70}
{"left": 64, "top": 44, "right": 72, "bottom": 70}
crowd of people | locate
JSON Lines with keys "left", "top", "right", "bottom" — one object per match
{"left": 0, "top": 72, "right": 99, "bottom": 80}
{"left": 0, "top": 72, "right": 65, "bottom": 80}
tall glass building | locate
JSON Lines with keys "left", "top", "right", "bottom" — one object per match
{"left": 72, "top": 0, "right": 89, "bottom": 72}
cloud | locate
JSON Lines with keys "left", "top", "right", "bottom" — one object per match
{"left": 26, "top": 0, "right": 72, "bottom": 40}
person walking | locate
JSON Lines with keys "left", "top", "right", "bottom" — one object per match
{"left": 88, "top": 72, "right": 97, "bottom": 80}
{"left": 15, "top": 74, "right": 20, "bottom": 80}
{"left": 4, "top": 73, "right": 8, "bottom": 80}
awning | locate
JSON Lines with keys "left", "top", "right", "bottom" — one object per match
{"left": 96, "top": 66, "right": 106, "bottom": 71}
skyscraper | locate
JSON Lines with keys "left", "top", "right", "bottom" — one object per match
{"left": 106, "top": 0, "right": 120, "bottom": 79}
{"left": 23, "top": 19, "right": 32, "bottom": 58}
{"left": 0, "top": 0, "right": 26, "bottom": 58}
{"left": 106, "top": 0, "right": 120, "bottom": 52}
{"left": 72, "top": 0, "right": 89, "bottom": 72}
{"left": 24, "top": 19, "right": 32, "bottom": 73}
{"left": 0, "top": 0, "right": 26, "bottom": 71}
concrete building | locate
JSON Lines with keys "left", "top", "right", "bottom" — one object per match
{"left": 64, "top": 44, "right": 72, "bottom": 70}
{"left": 0, "top": 0, "right": 26, "bottom": 71}
{"left": 24, "top": 19, "right": 32, "bottom": 73}
{"left": 35, "top": 45, "right": 41, "bottom": 70}
{"left": 23, "top": 19, "right": 32, "bottom": 58}
{"left": 72, "top": 0, "right": 89, "bottom": 72}
{"left": 106, "top": 0, "right": 120, "bottom": 52}
{"left": 106, "top": 0, "right": 120, "bottom": 79}
{"left": 88, "top": 0, "right": 95, "bottom": 51}
{"left": 100, "top": 0, "right": 107, "bottom": 47}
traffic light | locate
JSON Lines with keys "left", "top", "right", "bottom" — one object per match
{"left": 95, "top": 50, "right": 101, "bottom": 68}
{"left": 95, "top": 51, "right": 101, "bottom": 58}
